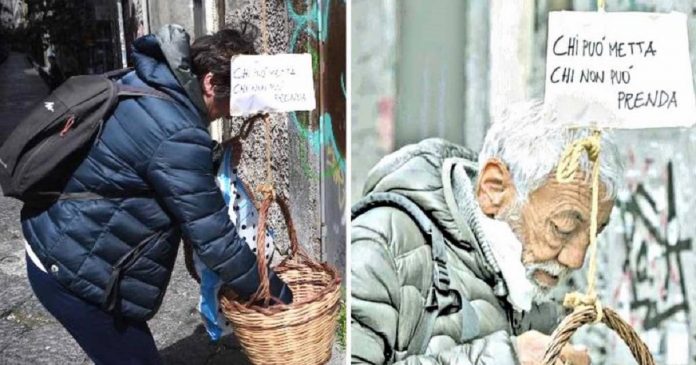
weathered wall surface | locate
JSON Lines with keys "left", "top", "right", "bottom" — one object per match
{"left": 222, "top": 0, "right": 346, "bottom": 277}
{"left": 349, "top": 0, "right": 396, "bottom": 203}
{"left": 567, "top": 129, "right": 696, "bottom": 364}
{"left": 147, "top": 0, "right": 196, "bottom": 36}
{"left": 350, "top": 0, "right": 490, "bottom": 204}
{"left": 315, "top": 0, "right": 346, "bottom": 276}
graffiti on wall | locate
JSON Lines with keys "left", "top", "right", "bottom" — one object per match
{"left": 286, "top": 0, "right": 346, "bottom": 180}
{"left": 283, "top": 0, "right": 346, "bottom": 275}
{"left": 528, "top": 2, "right": 696, "bottom": 363}
{"left": 569, "top": 146, "right": 696, "bottom": 364}
{"left": 617, "top": 161, "right": 691, "bottom": 331}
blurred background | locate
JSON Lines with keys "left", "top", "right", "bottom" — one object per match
{"left": 351, "top": 1, "right": 696, "bottom": 364}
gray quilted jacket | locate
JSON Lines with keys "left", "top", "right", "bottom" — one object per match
{"left": 351, "top": 139, "right": 562, "bottom": 365}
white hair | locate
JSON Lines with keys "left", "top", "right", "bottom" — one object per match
{"left": 478, "top": 100, "right": 623, "bottom": 202}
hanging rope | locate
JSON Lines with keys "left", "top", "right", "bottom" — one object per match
{"left": 543, "top": 306, "right": 655, "bottom": 365}
{"left": 256, "top": 0, "right": 275, "bottom": 201}
{"left": 543, "top": 126, "right": 655, "bottom": 364}
{"left": 259, "top": 0, "right": 270, "bottom": 54}
{"left": 257, "top": 114, "right": 275, "bottom": 201}
{"left": 597, "top": 0, "right": 606, "bottom": 11}
{"left": 555, "top": 130, "right": 604, "bottom": 324}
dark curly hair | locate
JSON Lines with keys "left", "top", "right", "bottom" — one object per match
{"left": 190, "top": 22, "right": 258, "bottom": 98}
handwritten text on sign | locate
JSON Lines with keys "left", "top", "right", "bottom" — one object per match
{"left": 544, "top": 12, "right": 696, "bottom": 129}
{"left": 229, "top": 54, "right": 316, "bottom": 116}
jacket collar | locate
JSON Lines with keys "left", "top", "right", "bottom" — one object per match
{"left": 154, "top": 24, "right": 209, "bottom": 119}
{"left": 442, "top": 158, "right": 508, "bottom": 296}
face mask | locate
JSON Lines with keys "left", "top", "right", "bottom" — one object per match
{"left": 478, "top": 213, "right": 535, "bottom": 312}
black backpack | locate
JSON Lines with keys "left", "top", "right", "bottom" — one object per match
{"left": 0, "top": 69, "right": 171, "bottom": 203}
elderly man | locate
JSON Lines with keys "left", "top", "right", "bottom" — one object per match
{"left": 351, "top": 100, "right": 622, "bottom": 365}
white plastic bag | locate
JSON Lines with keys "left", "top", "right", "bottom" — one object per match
{"left": 193, "top": 147, "right": 275, "bottom": 341}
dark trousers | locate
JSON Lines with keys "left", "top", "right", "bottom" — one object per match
{"left": 26, "top": 255, "right": 162, "bottom": 365}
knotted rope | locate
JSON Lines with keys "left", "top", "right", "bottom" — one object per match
{"left": 555, "top": 130, "right": 604, "bottom": 324}
{"left": 257, "top": 0, "right": 274, "bottom": 200}
{"left": 249, "top": 0, "right": 275, "bottom": 220}
{"left": 257, "top": 113, "right": 275, "bottom": 200}
{"left": 542, "top": 129, "right": 655, "bottom": 365}
{"left": 247, "top": 0, "right": 278, "bottom": 306}
{"left": 259, "top": 0, "right": 270, "bottom": 54}
{"left": 256, "top": 0, "right": 278, "bottom": 290}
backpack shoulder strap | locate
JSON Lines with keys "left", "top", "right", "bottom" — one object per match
{"left": 102, "top": 68, "right": 174, "bottom": 102}
{"left": 351, "top": 192, "right": 463, "bottom": 358}
{"left": 352, "top": 192, "right": 446, "bottom": 262}
{"left": 115, "top": 83, "right": 173, "bottom": 102}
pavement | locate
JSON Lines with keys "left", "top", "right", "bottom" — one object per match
{"left": 0, "top": 52, "right": 48, "bottom": 145}
{"left": 0, "top": 52, "right": 345, "bottom": 365}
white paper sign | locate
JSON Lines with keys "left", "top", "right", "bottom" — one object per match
{"left": 544, "top": 11, "right": 696, "bottom": 129}
{"left": 229, "top": 54, "right": 316, "bottom": 116}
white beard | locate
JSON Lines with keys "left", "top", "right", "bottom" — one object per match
{"left": 524, "top": 260, "right": 571, "bottom": 304}
{"left": 495, "top": 201, "right": 572, "bottom": 305}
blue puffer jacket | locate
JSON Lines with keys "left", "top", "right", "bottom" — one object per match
{"left": 20, "top": 25, "right": 292, "bottom": 320}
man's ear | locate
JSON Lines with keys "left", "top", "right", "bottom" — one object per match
{"left": 476, "top": 159, "right": 517, "bottom": 217}
{"left": 201, "top": 72, "right": 215, "bottom": 98}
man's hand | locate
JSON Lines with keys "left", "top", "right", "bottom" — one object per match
{"left": 515, "top": 330, "right": 590, "bottom": 365}
{"left": 560, "top": 344, "right": 590, "bottom": 365}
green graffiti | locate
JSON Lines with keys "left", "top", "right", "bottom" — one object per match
{"left": 309, "top": 43, "right": 320, "bottom": 75}
{"left": 285, "top": 0, "right": 346, "bottom": 180}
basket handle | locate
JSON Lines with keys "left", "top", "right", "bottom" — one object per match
{"left": 247, "top": 188, "right": 317, "bottom": 306}
{"left": 245, "top": 108, "right": 317, "bottom": 305}
{"left": 542, "top": 306, "right": 655, "bottom": 365}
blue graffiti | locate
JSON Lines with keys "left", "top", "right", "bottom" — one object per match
{"left": 287, "top": 0, "right": 331, "bottom": 49}
{"left": 285, "top": 0, "right": 345, "bottom": 173}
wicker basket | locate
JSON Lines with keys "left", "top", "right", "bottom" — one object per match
{"left": 542, "top": 306, "right": 655, "bottom": 365}
{"left": 220, "top": 193, "right": 342, "bottom": 365}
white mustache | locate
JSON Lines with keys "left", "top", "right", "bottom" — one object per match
{"left": 525, "top": 260, "right": 571, "bottom": 282}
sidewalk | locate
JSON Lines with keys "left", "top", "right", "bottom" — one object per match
{"left": 0, "top": 52, "right": 48, "bottom": 146}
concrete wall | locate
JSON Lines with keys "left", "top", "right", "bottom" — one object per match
{"left": 489, "top": 0, "right": 535, "bottom": 120}
{"left": 350, "top": 0, "right": 491, "bottom": 204}
{"left": 350, "top": 0, "right": 396, "bottom": 203}
{"left": 148, "top": 0, "right": 195, "bottom": 37}
{"left": 220, "top": 0, "right": 346, "bottom": 277}
{"left": 394, "top": 0, "right": 467, "bottom": 148}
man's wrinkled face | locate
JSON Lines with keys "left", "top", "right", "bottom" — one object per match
{"left": 500, "top": 173, "right": 614, "bottom": 299}
{"left": 477, "top": 160, "right": 614, "bottom": 302}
